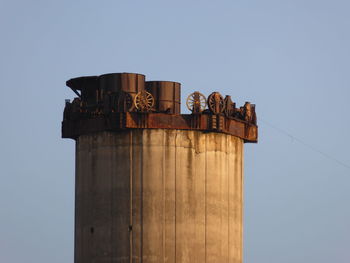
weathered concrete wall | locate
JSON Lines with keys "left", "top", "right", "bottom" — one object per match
{"left": 75, "top": 129, "right": 243, "bottom": 263}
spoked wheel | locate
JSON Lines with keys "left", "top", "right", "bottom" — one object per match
{"left": 208, "top": 92, "right": 225, "bottom": 114}
{"left": 186, "top": 92, "right": 207, "bottom": 113}
{"left": 134, "top": 91, "right": 154, "bottom": 112}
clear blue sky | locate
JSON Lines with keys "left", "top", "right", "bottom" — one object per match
{"left": 1, "top": 1, "right": 349, "bottom": 262}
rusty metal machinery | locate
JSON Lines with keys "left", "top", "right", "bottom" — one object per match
{"left": 134, "top": 91, "right": 154, "bottom": 112}
{"left": 207, "top": 92, "right": 225, "bottom": 114}
{"left": 186, "top": 91, "right": 207, "bottom": 113}
{"left": 224, "top": 95, "right": 236, "bottom": 118}
{"left": 120, "top": 91, "right": 134, "bottom": 112}
{"left": 62, "top": 73, "right": 258, "bottom": 142}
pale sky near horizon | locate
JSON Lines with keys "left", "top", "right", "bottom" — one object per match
{"left": 1, "top": 1, "right": 350, "bottom": 262}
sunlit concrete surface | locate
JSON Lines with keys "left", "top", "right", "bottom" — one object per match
{"left": 75, "top": 129, "right": 243, "bottom": 263}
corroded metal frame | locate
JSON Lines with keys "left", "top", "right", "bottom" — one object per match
{"left": 62, "top": 112, "right": 258, "bottom": 143}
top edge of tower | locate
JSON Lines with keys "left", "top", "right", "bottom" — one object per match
{"left": 62, "top": 72, "right": 258, "bottom": 143}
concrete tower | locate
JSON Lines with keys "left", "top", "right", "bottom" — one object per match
{"left": 62, "top": 72, "right": 258, "bottom": 263}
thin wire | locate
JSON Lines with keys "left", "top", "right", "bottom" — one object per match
{"left": 260, "top": 118, "right": 350, "bottom": 170}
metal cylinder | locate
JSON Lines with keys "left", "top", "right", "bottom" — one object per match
{"left": 75, "top": 129, "right": 243, "bottom": 263}
{"left": 99, "top": 73, "right": 145, "bottom": 98}
{"left": 66, "top": 76, "right": 99, "bottom": 106}
{"left": 146, "top": 81, "right": 181, "bottom": 114}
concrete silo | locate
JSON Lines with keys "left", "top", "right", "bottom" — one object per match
{"left": 62, "top": 72, "right": 258, "bottom": 263}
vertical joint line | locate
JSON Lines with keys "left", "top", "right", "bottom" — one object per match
{"left": 227, "top": 136, "right": 229, "bottom": 262}
{"left": 141, "top": 131, "right": 144, "bottom": 263}
{"left": 162, "top": 130, "right": 165, "bottom": 262}
{"left": 130, "top": 132, "right": 133, "bottom": 263}
{"left": 205, "top": 134, "right": 207, "bottom": 263}
{"left": 174, "top": 131, "right": 177, "bottom": 263}
{"left": 110, "top": 135, "right": 113, "bottom": 263}
{"left": 241, "top": 140, "right": 244, "bottom": 261}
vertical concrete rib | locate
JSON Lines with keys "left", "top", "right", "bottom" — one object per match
{"left": 112, "top": 132, "right": 131, "bottom": 262}
{"left": 206, "top": 133, "right": 221, "bottom": 263}
{"left": 142, "top": 130, "right": 164, "bottom": 262}
{"left": 174, "top": 131, "right": 177, "bottom": 263}
{"left": 175, "top": 131, "right": 206, "bottom": 263}
{"left": 74, "top": 141, "right": 81, "bottom": 262}
{"left": 132, "top": 130, "right": 142, "bottom": 263}
{"left": 240, "top": 139, "right": 244, "bottom": 263}
{"left": 111, "top": 136, "right": 113, "bottom": 263}
{"left": 194, "top": 131, "right": 206, "bottom": 263}
{"left": 228, "top": 136, "right": 234, "bottom": 263}
{"left": 221, "top": 134, "right": 229, "bottom": 263}
{"left": 130, "top": 132, "right": 133, "bottom": 263}
{"left": 163, "top": 130, "right": 165, "bottom": 263}
{"left": 141, "top": 131, "right": 144, "bottom": 263}
{"left": 227, "top": 135, "right": 229, "bottom": 263}
{"left": 205, "top": 132, "right": 207, "bottom": 263}
{"left": 163, "top": 130, "right": 176, "bottom": 263}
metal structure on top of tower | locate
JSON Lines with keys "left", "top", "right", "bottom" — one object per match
{"left": 62, "top": 72, "right": 257, "bottom": 143}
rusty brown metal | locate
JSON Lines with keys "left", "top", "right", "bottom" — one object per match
{"left": 208, "top": 92, "right": 225, "bottom": 114}
{"left": 62, "top": 112, "right": 257, "bottom": 143}
{"left": 146, "top": 81, "right": 181, "bottom": 114}
{"left": 224, "top": 95, "right": 235, "bottom": 118}
{"left": 99, "top": 73, "right": 145, "bottom": 97}
{"left": 62, "top": 73, "right": 258, "bottom": 143}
